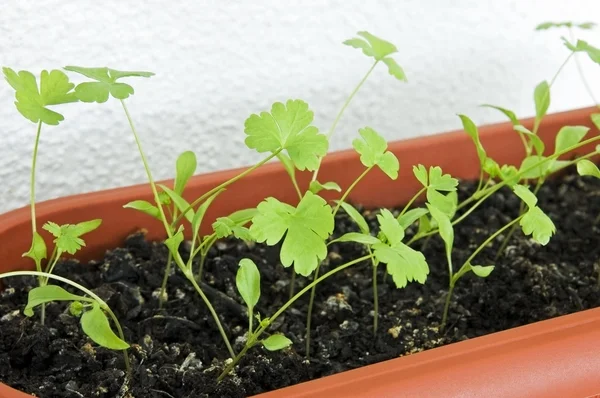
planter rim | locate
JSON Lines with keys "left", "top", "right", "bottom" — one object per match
{"left": 0, "top": 106, "right": 599, "bottom": 398}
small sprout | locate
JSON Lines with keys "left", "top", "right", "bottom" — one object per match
{"left": 69, "top": 301, "right": 84, "bottom": 317}
{"left": 513, "top": 185, "right": 556, "bottom": 245}
{"left": 42, "top": 219, "right": 102, "bottom": 255}
{"left": 372, "top": 209, "right": 429, "bottom": 288}
{"left": 469, "top": 264, "right": 495, "bottom": 278}
{"left": 3, "top": 67, "right": 78, "bottom": 125}
{"left": 353, "top": 127, "right": 400, "bottom": 179}
{"left": 250, "top": 192, "right": 334, "bottom": 276}
{"left": 344, "top": 31, "right": 407, "bottom": 82}
{"left": 244, "top": 99, "right": 328, "bottom": 171}
{"left": 262, "top": 334, "right": 293, "bottom": 351}
{"left": 63, "top": 66, "right": 154, "bottom": 102}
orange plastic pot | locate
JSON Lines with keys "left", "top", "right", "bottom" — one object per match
{"left": 1, "top": 107, "right": 599, "bottom": 398}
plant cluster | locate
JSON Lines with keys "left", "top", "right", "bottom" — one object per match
{"left": 1, "top": 24, "right": 600, "bottom": 387}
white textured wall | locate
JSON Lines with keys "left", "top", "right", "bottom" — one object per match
{"left": 1, "top": 0, "right": 600, "bottom": 213}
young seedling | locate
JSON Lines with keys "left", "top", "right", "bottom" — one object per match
{"left": 0, "top": 271, "right": 130, "bottom": 373}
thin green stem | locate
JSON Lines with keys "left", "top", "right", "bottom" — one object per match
{"left": 372, "top": 261, "right": 379, "bottom": 335}
{"left": 158, "top": 252, "right": 173, "bottom": 309}
{"left": 440, "top": 283, "right": 454, "bottom": 332}
{"left": 30, "top": 121, "right": 42, "bottom": 235}
{"left": 312, "top": 61, "right": 379, "bottom": 182}
{"left": 534, "top": 53, "right": 574, "bottom": 133}
{"left": 0, "top": 271, "right": 131, "bottom": 373}
{"left": 569, "top": 28, "right": 599, "bottom": 108}
{"left": 332, "top": 166, "right": 373, "bottom": 216}
{"left": 174, "top": 150, "right": 282, "bottom": 226}
{"left": 217, "top": 254, "right": 373, "bottom": 380}
{"left": 398, "top": 187, "right": 427, "bottom": 217}
{"left": 288, "top": 271, "right": 296, "bottom": 300}
{"left": 305, "top": 262, "right": 321, "bottom": 359}
{"left": 463, "top": 215, "right": 524, "bottom": 268}
{"left": 187, "top": 273, "right": 235, "bottom": 358}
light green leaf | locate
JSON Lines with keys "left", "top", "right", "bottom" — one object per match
{"left": 499, "top": 165, "right": 519, "bottom": 187}
{"left": 42, "top": 219, "right": 102, "bottom": 255}
{"left": 174, "top": 151, "right": 197, "bottom": 195}
{"left": 417, "top": 214, "right": 432, "bottom": 235}
{"left": 562, "top": 38, "right": 600, "bottom": 64}
{"left": 459, "top": 114, "right": 487, "bottom": 165}
{"left": 158, "top": 185, "right": 194, "bottom": 223}
{"left": 372, "top": 242, "right": 429, "bottom": 288}
{"left": 262, "top": 334, "right": 292, "bottom": 351}
{"left": 514, "top": 185, "right": 555, "bottom": 245}
{"left": 483, "top": 157, "right": 501, "bottom": 178}
{"left": 250, "top": 192, "right": 333, "bottom": 276}
{"left": 519, "top": 155, "right": 552, "bottom": 179}
{"left": 377, "top": 209, "right": 405, "bottom": 246}
{"left": 554, "top": 125, "right": 589, "bottom": 154}
{"left": 428, "top": 166, "right": 458, "bottom": 191}
{"left": 344, "top": 31, "right": 397, "bottom": 61}
{"left": 22, "top": 231, "right": 47, "bottom": 268}
{"left": 427, "top": 204, "right": 454, "bottom": 272}
{"left": 381, "top": 57, "right": 407, "bottom": 82}
{"left": 513, "top": 184, "right": 538, "bottom": 208}
{"left": 191, "top": 189, "right": 224, "bottom": 243}
{"left": 3, "top": 68, "right": 78, "bottom": 125}
{"left": 24, "top": 285, "right": 90, "bottom": 317}
{"left": 123, "top": 200, "right": 161, "bottom": 220}
{"left": 244, "top": 99, "right": 328, "bottom": 171}
{"left": 413, "top": 164, "right": 428, "bottom": 187}
{"left": 353, "top": 127, "right": 399, "bottom": 179}
{"left": 481, "top": 104, "right": 519, "bottom": 126}
{"left": 577, "top": 159, "right": 600, "bottom": 178}
{"left": 309, "top": 180, "right": 342, "bottom": 194}
{"left": 164, "top": 227, "right": 184, "bottom": 258}
{"left": 469, "top": 263, "right": 495, "bottom": 278}
{"left": 397, "top": 208, "right": 429, "bottom": 230}
{"left": 337, "top": 201, "right": 370, "bottom": 234}
{"left": 329, "top": 232, "right": 380, "bottom": 246}
{"left": 212, "top": 216, "right": 253, "bottom": 240}
{"left": 426, "top": 189, "right": 456, "bottom": 218}
{"left": 64, "top": 66, "right": 154, "bottom": 102}
{"left": 81, "top": 303, "right": 129, "bottom": 350}
{"left": 514, "top": 125, "right": 545, "bottom": 155}
{"left": 534, "top": 81, "right": 550, "bottom": 122}
{"left": 591, "top": 113, "right": 600, "bottom": 130}
{"left": 277, "top": 152, "right": 296, "bottom": 181}
{"left": 237, "top": 259, "right": 260, "bottom": 311}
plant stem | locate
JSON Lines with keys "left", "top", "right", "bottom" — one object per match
{"left": 187, "top": 273, "right": 235, "bottom": 358}
{"left": 440, "top": 283, "right": 454, "bottom": 332}
{"left": 304, "top": 262, "right": 321, "bottom": 359}
{"left": 398, "top": 187, "right": 427, "bottom": 217}
{"left": 174, "top": 150, "right": 282, "bottom": 226}
{"left": 288, "top": 271, "right": 296, "bottom": 300}
{"left": 217, "top": 254, "right": 373, "bottom": 380}
{"left": 312, "top": 61, "right": 379, "bottom": 182}
{"left": 372, "top": 261, "right": 379, "bottom": 335}
{"left": 332, "top": 166, "right": 373, "bottom": 216}
{"left": 158, "top": 252, "right": 173, "bottom": 309}
{"left": 0, "top": 271, "right": 131, "bottom": 374}
{"left": 30, "top": 121, "right": 42, "bottom": 236}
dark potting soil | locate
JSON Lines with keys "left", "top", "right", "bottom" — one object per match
{"left": 1, "top": 169, "right": 600, "bottom": 398}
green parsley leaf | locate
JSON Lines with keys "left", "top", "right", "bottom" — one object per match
{"left": 328, "top": 232, "right": 380, "bottom": 246}
{"left": 42, "top": 219, "right": 102, "bottom": 255}
{"left": 469, "top": 264, "right": 495, "bottom": 278}
{"left": 262, "top": 334, "right": 292, "bottom": 351}
{"left": 24, "top": 285, "right": 91, "bottom": 317}
{"left": 81, "top": 302, "right": 130, "bottom": 350}
{"left": 381, "top": 58, "right": 407, "bottom": 81}
{"left": 174, "top": 151, "right": 197, "bottom": 195}
{"left": 562, "top": 38, "right": 600, "bottom": 65}
{"left": 352, "top": 127, "right": 400, "bottom": 179}
{"left": 250, "top": 192, "right": 334, "bottom": 276}
{"left": 344, "top": 31, "right": 397, "bottom": 61}
{"left": 236, "top": 259, "right": 260, "bottom": 312}
{"left": 3, "top": 68, "right": 78, "bottom": 125}
{"left": 64, "top": 66, "right": 154, "bottom": 102}
{"left": 213, "top": 216, "right": 253, "bottom": 241}
{"left": 397, "top": 208, "right": 429, "bottom": 230}
{"left": 309, "top": 180, "right": 342, "bottom": 194}
{"left": 513, "top": 185, "right": 555, "bottom": 245}
{"left": 554, "top": 125, "right": 589, "bottom": 154}
{"left": 123, "top": 200, "right": 161, "bottom": 220}
{"left": 591, "top": 113, "right": 600, "bottom": 130}
{"left": 577, "top": 159, "right": 600, "bottom": 178}
{"left": 427, "top": 204, "right": 454, "bottom": 272}
{"left": 336, "top": 201, "right": 370, "bottom": 234}
{"left": 244, "top": 99, "right": 328, "bottom": 171}
{"left": 372, "top": 209, "right": 429, "bottom": 288}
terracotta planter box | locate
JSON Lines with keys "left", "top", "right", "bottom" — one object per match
{"left": 1, "top": 107, "right": 599, "bottom": 397}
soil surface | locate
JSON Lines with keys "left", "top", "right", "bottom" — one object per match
{"left": 1, "top": 169, "right": 600, "bottom": 398}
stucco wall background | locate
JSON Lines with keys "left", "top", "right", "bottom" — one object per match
{"left": 1, "top": 0, "right": 599, "bottom": 213}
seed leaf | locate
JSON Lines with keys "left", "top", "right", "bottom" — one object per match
{"left": 250, "top": 192, "right": 333, "bottom": 276}
{"left": 554, "top": 125, "right": 589, "bottom": 154}
{"left": 577, "top": 159, "right": 600, "bottom": 178}
{"left": 309, "top": 180, "right": 342, "bottom": 194}
{"left": 514, "top": 125, "right": 545, "bottom": 155}
{"left": 158, "top": 185, "right": 194, "bottom": 223}
{"left": 262, "top": 334, "right": 292, "bottom": 351}
{"left": 23, "top": 231, "right": 47, "bottom": 268}
{"left": 42, "top": 219, "right": 102, "bottom": 255}
{"left": 336, "top": 201, "right": 370, "bottom": 234}
{"left": 3, "top": 68, "right": 78, "bottom": 125}
{"left": 481, "top": 104, "right": 519, "bottom": 126}
{"left": 164, "top": 227, "right": 184, "bottom": 258}
{"left": 397, "top": 208, "right": 429, "bottom": 230}
{"left": 329, "top": 232, "right": 380, "bottom": 246}
{"left": 353, "top": 127, "right": 399, "bottom": 179}
{"left": 81, "top": 303, "right": 130, "bottom": 350}
{"left": 591, "top": 114, "right": 600, "bottom": 130}
{"left": 519, "top": 155, "right": 552, "bottom": 179}
{"left": 123, "top": 200, "right": 161, "bottom": 220}
{"left": 24, "top": 285, "right": 90, "bottom": 317}
{"left": 469, "top": 264, "right": 495, "bottom": 278}
{"left": 459, "top": 114, "right": 487, "bottom": 166}
{"left": 236, "top": 259, "right": 260, "bottom": 312}
{"left": 244, "top": 99, "right": 328, "bottom": 171}
{"left": 64, "top": 66, "right": 154, "bottom": 102}
{"left": 427, "top": 204, "right": 454, "bottom": 272}
{"left": 534, "top": 81, "right": 551, "bottom": 122}
{"left": 174, "top": 151, "right": 197, "bottom": 195}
